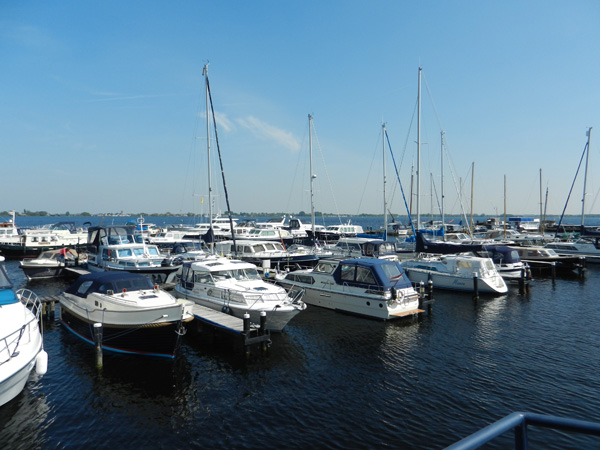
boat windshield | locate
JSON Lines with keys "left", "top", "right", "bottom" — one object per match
{"left": 0, "top": 265, "right": 12, "bottom": 289}
{"left": 380, "top": 262, "right": 404, "bottom": 280}
{"left": 211, "top": 268, "right": 261, "bottom": 282}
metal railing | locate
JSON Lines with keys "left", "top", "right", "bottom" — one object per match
{"left": 445, "top": 412, "right": 600, "bottom": 450}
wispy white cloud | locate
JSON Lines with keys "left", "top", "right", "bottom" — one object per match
{"left": 214, "top": 112, "right": 235, "bottom": 133}
{"left": 236, "top": 116, "right": 300, "bottom": 152}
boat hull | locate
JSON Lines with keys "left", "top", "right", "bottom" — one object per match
{"left": 20, "top": 263, "right": 64, "bottom": 280}
{"left": 403, "top": 268, "right": 507, "bottom": 294}
{"left": 0, "top": 303, "right": 43, "bottom": 407}
{"left": 59, "top": 308, "right": 186, "bottom": 358}
{"left": 0, "top": 353, "right": 39, "bottom": 407}
{"left": 279, "top": 282, "right": 421, "bottom": 320}
{"left": 175, "top": 290, "right": 302, "bottom": 332}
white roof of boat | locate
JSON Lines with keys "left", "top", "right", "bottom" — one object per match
{"left": 188, "top": 257, "right": 256, "bottom": 272}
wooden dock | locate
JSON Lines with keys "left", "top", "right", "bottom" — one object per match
{"left": 187, "top": 304, "right": 271, "bottom": 356}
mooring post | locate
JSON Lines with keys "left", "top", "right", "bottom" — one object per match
{"left": 551, "top": 261, "right": 556, "bottom": 281}
{"left": 93, "top": 323, "right": 103, "bottom": 369}
{"left": 243, "top": 313, "right": 250, "bottom": 332}
{"left": 473, "top": 273, "right": 479, "bottom": 300}
{"left": 519, "top": 268, "right": 526, "bottom": 294}
{"left": 427, "top": 279, "right": 434, "bottom": 301}
{"left": 259, "top": 311, "right": 266, "bottom": 335}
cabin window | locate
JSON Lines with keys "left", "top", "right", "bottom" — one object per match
{"left": 119, "top": 249, "right": 133, "bottom": 257}
{"left": 340, "top": 265, "right": 355, "bottom": 281}
{"left": 314, "top": 262, "right": 336, "bottom": 274}
{"left": 356, "top": 267, "right": 376, "bottom": 285}
{"left": 194, "top": 273, "right": 212, "bottom": 284}
{"left": 102, "top": 249, "right": 110, "bottom": 261}
{"left": 381, "top": 262, "right": 403, "bottom": 280}
{"left": 288, "top": 274, "right": 314, "bottom": 284}
{"left": 457, "top": 260, "right": 473, "bottom": 269}
{"left": 76, "top": 281, "right": 94, "bottom": 295}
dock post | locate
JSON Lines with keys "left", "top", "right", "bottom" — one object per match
{"left": 243, "top": 313, "right": 250, "bottom": 332}
{"left": 472, "top": 273, "right": 479, "bottom": 300}
{"left": 427, "top": 279, "right": 434, "bottom": 301}
{"left": 519, "top": 267, "right": 524, "bottom": 293}
{"left": 551, "top": 262, "right": 556, "bottom": 281}
{"left": 578, "top": 258, "right": 585, "bottom": 278}
{"left": 93, "top": 323, "right": 103, "bottom": 369}
{"left": 259, "top": 311, "right": 267, "bottom": 335}
{"left": 259, "top": 311, "right": 267, "bottom": 352}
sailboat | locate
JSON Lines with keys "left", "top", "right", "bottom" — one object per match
{"left": 399, "top": 68, "right": 507, "bottom": 294}
{"left": 173, "top": 65, "right": 306, "bottom": 331}
{"left": 545, "top": 128, "right": 600, "bottom": 262}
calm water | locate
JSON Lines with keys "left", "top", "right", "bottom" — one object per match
{"left": 1, "top": 216, "right": 600, "bottom": 449}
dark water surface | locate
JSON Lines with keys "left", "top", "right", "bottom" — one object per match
{"left": 1, "top": 216, "right": 600, "bottom": 449}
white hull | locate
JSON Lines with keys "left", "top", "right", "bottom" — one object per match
{"left": 0, "top": 351, "right": 39, "bottom": 407}
{"left": 291, "top": 285, "right": 420, "bottom": 320}
{"left": 0, "top": 302, "right": 43, "bottom": 407}
{"left": 403, "top": 268, "right": 507, "bottom": 294}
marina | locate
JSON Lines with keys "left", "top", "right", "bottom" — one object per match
{"left": 1, "top": 215, "right": 600, "bottom": 449}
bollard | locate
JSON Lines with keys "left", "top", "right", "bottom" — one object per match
{"left": 259, "top": 311, "right": 267, "bottom": 335}
{"left": 93, "top": 323, "right": 103, "bottom": 369}
{"left": 243, "top": 313, "right": 250, "bottom": 332}
{"left": 551, "top": 262, "right": 556, "bottom": 281}
{"left": 472, "top": 273, "right": 479, "bottom": 300}
{"left": 419, "top": 281, "right": 425, "bottom": 303}
{"left": 427, "top": 279, "right": 434, "bottom": 301}
{"left": 519, "top": 268, "right": 526, "bottom": 294}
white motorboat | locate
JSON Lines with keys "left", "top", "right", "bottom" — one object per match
{"left": 401, "top": 254, "right": 507, "bottom": 294}
{"left": 474, "top": 245, "right": 529, "bottom": 281}
{"left": 19, "top": 247, "right": 81, "bottom": 280}
{"left": 275, "top": 257, "right": 423, "bottom": 320}
{"left": 306, "top": 222, "right": 365, "bottom": 244}
{"left": 85, "top": 224, "right": 180, "bottom": 284}
{"left": 59, "top": 271, "right": 194, "bottom": 358}
{"left": 214, "top": 239, "right": 320, "bottom": 271}
{"left": 544, "top": 238, "right": 600, "bottom": 263}
{"left": 510, "top": 246, "right": 585, "bottom": 274}
{"left": 330, "top": 237, "right": 399, "bottom": 261}
{"left": 400, "top": 232, "right": 508, "bottom": 294}
{"left": 174, "top": 256, "right": 306, "bottom": 331}
{"left": 0, "top": 215, "right": 88, "bottom": 259}
{"left": 0, "top": 256, "right": 48, "bottom": 407}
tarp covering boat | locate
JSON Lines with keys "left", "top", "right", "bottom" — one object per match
{"left": 416, "top": 231, "right": 483, "bottom": 254}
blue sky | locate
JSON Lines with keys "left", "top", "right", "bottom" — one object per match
{"left": 2, "top": 1, "right": 599, "bottom": 217}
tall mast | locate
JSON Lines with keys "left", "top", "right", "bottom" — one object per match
{"left": 202, "top": 63, "right": 213, "bottom": 233}
{"left": 441, "top": 131, "right": 445, "bottom": 238}
{"left": 309, "top": 114, "right": 316, "bottom": 237}
{"left": 382, "top": 122, "right": 388, "bottom": 237}
{"left": 582, "top": 127, "right": 592, "bottom": 226}
{"left": 470, "top": 162, "right": 474, "bottom": 235}
{"left": 416, "top": 67, "right": 422, "bottom": 230}
{"left": 503, "top": 174, "right": 507, "bottom": 238}
{"left": 539, "top": 168, "right": 544, "bottom": 233}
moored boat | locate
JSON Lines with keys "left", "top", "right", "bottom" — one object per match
{"left": 85, "top": 224, "right": 180, "bottom": 284}
{"left": 275, "top": 257, "right": 423, "bottom": 320}
{"left": 20, "top": 247, "right": 81, "bottom": 280}
{"left": 0, "top": 256, "right": 48, "bottom": 406}
{"left": 174, "top": 256, "right": 306, "bottom": 331}
{"left": 59, "top": 271, "right": 194, "bottom": 358}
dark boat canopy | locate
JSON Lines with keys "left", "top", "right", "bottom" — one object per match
{"left": 331, "top": 258, "right": 413, "bottom": 290}
{"left": 65, "top": 271, "right": 156, "bottom": 298}
{"left": 416, "top": 231, "right": 483, "bottom": 254}
{"left": 477, "top": 246, "right": 522, "bottom": 264}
